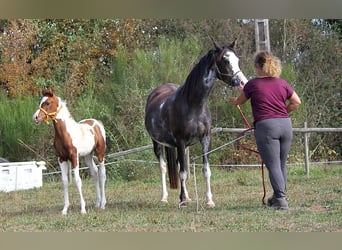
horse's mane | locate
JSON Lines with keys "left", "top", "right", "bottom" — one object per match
{"left": 56, "top": 97, "right": 74, "bottom": 121}
{"left": 178, "top": 49, "right": 216, "bottom": 101}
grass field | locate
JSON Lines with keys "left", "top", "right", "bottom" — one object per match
{"left": 0, "top": 163, "right": 341, "bottom": 232}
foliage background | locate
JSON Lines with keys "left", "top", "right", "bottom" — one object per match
{"left": 0, "top": 19, "right": 341, "bottom": 179}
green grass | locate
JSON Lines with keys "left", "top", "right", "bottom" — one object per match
{"left": 0, "top": 164, "right": 341, "bottom": 232}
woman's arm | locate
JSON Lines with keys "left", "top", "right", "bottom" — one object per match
{"left": 286, "top": 91, "right": 301, "bottom": 113}
{"left": 229, "top": 92, "right": 248, "bottom": 105}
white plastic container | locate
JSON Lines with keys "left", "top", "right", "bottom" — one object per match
{"left": 0, "top": 161, "right": 46, "bottom": 192}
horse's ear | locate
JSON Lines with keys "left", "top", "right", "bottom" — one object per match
{"left": 209, "top": 36, "right": 221, "bottom": 49}
{"left": 229, "top": 38, "right": 237, "bottom": 49}
{"left": 42, "top": 87, "right": 54, "bottom": 97}
{"left": 213, "top": 40, "right": 221, "bottom": 50}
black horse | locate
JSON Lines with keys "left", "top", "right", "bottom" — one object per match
{"left": 145, "top": 40, "right": 247, "bottom": 207}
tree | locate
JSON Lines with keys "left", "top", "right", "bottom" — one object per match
{"left": 0, "top": 20, "right": 39, "bottom": 97}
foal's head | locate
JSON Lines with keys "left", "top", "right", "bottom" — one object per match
{"left": 213, "top": 39, "right": 245, "bottom": 87}
{"left": 32, "top": 87, "right": 61, "bottom": 124}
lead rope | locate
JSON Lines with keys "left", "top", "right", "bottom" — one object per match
{"left": 236, "top": 105, "right": 267, "bottom": 205}
{"left": 190, "top": 131, "right": 254, "bottom": 212}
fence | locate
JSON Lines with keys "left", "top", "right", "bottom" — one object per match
{"left": 43, "top": 125, "right": 342, "bottom": 178}
{"left": 213, "top": 125, "right": 342, "bottom": 176}
{"left": 105, "top": 124, "right": 342, "bottom": 177}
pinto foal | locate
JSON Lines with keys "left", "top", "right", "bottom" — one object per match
{"left": 33, "top": 87, "right": 106, "bottom": 215}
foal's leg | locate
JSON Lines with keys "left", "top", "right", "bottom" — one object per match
{"left": 98, "top": 160, "right": 106, "bottom": 209}
{"left": 72, "top": 165, "right": 86, "bottom": 214}
{"left": 60, "top": 160, "right": 70, "bottom": 215}
{"left": 153, "top": 141, "right": 168, "bottom": 203}
{"left": 202, "top": 136, "right": 215, "bottom": 208}
{"left": 85, "top": 155, "right": 103, "bottom": 209}
{"left": 178, "top": 143, "right": 191, "bottom": 207}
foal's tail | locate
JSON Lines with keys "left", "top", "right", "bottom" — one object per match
{"left": 165, "top": 147, "right": 178, "bottom": 189}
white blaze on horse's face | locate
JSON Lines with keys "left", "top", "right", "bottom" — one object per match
{"left": 32, "top": 96, "right": 48, "bottom": 123}
{"left": 223, "top": 50, "right": 248, "bottom": 86}
{"left": 223, "top": 50, "right": 240, "bottom": 75}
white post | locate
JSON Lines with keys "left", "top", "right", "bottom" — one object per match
{"left": 304, "top": 121, "right": 310, "bottom": 177}
{"left": 255, "top": 19, "right": 270, "bottom": 52}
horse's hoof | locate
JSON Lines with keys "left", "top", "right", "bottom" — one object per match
{"left": 81, "top": 210, "right": 87, "bottom": 215}
{"left": 178, "top": 201, "right": 188, "bottom": 208}
{"left": 207, "top": 201, "right": 215, "bottom": 208}
{"left": 160, "top": 199, "right": 168, "bottom": 204}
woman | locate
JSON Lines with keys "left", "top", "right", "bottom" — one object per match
{"left": 229, "top": 51, "right": 301, "bottom": 210}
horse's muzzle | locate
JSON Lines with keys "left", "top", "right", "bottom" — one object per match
{"left": 32, "top": 111, "right": 41, "bottom": 124}
{"left": 232, "top": 76, "right": 242, "bottom": 87}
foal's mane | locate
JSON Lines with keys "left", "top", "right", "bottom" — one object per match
{"left": 47, "top": 94, "right": 72, "bottom": 121}
{"left": 57, "top": 98, "right": 73, "bottom": 120}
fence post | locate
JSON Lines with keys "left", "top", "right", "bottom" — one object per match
{"left": 304, "top": 121, "right": 310, "bottom": 177}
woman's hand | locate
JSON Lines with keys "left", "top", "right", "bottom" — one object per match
{"left": 229, "top": 97, "right": 238, "bottom": 105}
{"left": 229, "top": 93, "right": 248, "bottom": 106}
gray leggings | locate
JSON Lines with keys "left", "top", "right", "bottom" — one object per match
{"left": 254, "top": 118, "right": 293, "bottom": 198}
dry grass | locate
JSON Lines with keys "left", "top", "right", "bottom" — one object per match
{"left": 0, "top": 164, "right": 341, "bottom": 232}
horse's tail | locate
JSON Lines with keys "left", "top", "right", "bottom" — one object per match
{"left": 165, "top": 147, "right": 178, "bottom": 189}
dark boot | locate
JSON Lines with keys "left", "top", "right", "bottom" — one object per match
{"left": 267, "top": 196, "right": 288, "bottom": 210}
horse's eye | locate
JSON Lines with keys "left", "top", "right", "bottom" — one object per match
{"left": 223, "top": 54, "right": 230, "bottom": 62}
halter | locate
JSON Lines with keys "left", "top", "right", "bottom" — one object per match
{"left": 39, "top": 106, "right": 62, "bottom": 124}
{"left": 215, "top": 62, "right": 242, "bottom": 85}
{"left": 217, "top": 66, "right": 241, "bottom": 78}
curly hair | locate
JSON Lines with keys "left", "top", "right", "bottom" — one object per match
{"left": 254, "top": 51, "right": 282, "bottom": 77}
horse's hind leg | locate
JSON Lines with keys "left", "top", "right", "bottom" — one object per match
{"left": 98, "top": 160, "right": 106, "bottom": 209}
{"left": 85, "top": 155, "right": 106, "bottom": 209}
{"left": 153, "top": 141, "right": 168, "bottom": 203}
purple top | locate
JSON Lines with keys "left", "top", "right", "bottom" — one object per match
{"left": 243, "top": 77, "right": 294, "bottom": 124}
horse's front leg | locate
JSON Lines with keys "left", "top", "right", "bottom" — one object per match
{"left": 70, "top": 155, "right": 87, "bottom": 214}
{"left": 202, "top": 136, "right": 215, "bottom": 208}
{"left": 59, "top": 160, "right": 70, "bottom": 215}
{"left": 178, "top": 144, "right": 191, "bottom": 207}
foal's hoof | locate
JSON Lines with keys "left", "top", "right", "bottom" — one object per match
{"left": 206, "top": 201, "right": 215, "bottom": 208}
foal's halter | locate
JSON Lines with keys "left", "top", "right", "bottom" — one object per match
{"left": 39, "top": 106, "right": 62, "bottom": 124}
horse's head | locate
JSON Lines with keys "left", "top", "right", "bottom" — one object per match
{"left": 32, "top": 87, "right": 62, "bottom": 124}
{"left": 213, "top": 39, "right": 248, "bottom": 87}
